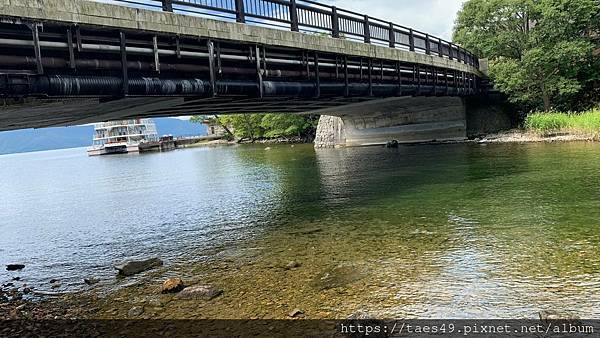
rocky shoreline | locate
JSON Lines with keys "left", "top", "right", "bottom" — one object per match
{"left": 187, "top": 130, "right": 600, "bottom": 149}
{"left": 471, "top": 130, "right": 600, "bottom": 144}
{"left": 0, "top": 258, "right": 227, "bottom": 321}
{"left": 186, "top": 136, "right": 314, "bottom": 148}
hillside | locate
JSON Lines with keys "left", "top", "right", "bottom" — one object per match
{"left": 0, "top": 118, "right": 206, "bottom": 155}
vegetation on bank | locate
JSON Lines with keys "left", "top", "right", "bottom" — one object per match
{"left": 454, "top": 0, "right": 599, "bottom": 113}
{"left": 191, "top": 114, "right": 319, "bottom": 142}
{"left": 524, "top": 108, "right": 600, "bottom": 134}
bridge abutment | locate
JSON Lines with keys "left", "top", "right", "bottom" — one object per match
{"left": 313, "top": 97, "right": 467, "bottom": 148}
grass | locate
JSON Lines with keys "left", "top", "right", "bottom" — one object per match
{"left": 524, "top": 108, "right": 600, "bottom": 135}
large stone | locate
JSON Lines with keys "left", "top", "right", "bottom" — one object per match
{"left": 288, "top": 308, "right": 304, "bottom": 318}
{"left": 285, "top": 261, "right": 301, "bottom": 270}
{"left": 176, "top": 285, "right": 223, "bottom": 300}
{"left": 161, "top": 278, "right": 184, "bottom": 294}
{"left": 539, "top": 310, "right": 580, "bottom": 321}
{"left": 128, "top": 306, "right": 144, "bottom": 317}
{"left": 311, "top": 265, "right": 367, "bottom": 290}
{"left": 115, "top": 258, "right": 163, "bottom": 277}
{"left": 83, "top": 278, "right": 99, "bottom": 285}
{"left": 6, "top": 264, "right": 25, "bottom": 271}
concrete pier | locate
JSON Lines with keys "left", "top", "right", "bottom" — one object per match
{"left": 313, "top": 97, "right": 467, "bottom": 147}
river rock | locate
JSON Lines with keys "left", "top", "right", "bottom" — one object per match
{"left": 83, "top": 278, "right": 99, "bottom": 285}
{"left": 288, "top": 308, "right": 304, "bottom": 318}
{"left": 285, "top": 261, "right": 301, "bottom": 270}
{"left": 539, "top": 310, "right": 580, "bottom": 321}
{"left": 115, "top": 258, "right": 163, "bottom": 277}
{"left": 385, "top": 140, "right": 399, "bottom": 148}
{"left": 128, "top": 306, "right": 144, "bottom": 317}
{"left": 161, "top": 278, "right": 184, "bottom": 294}
{"left": 6, "top": 264, "right": 25, "bottom": 271}
{"left": 311, "top": 265, "right": 367, "bottom": 290}
{"left": 176, "top": 285, "right": 223, "bottom": 300}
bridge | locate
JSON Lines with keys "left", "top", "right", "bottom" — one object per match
{"left": 0, "top": 0, "right": 490, "bottom": 146}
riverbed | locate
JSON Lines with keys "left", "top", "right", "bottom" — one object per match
{"left": 1, "top": 142, "right": 600, "bottom": 318}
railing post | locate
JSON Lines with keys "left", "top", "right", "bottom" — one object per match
{"left": 290, "top": 0, "right": 299, "bottom": 32}
{"left": 388, "top": 22, "right": 395, "bottom": 48}
{"left": 438, "top": 38, "right": 443, "bottom": 57}
{"left": 408, "top": 28, "right": 415, "bottom": 52}
{"left": 448, "top": 44, "right": 453, "bottom": 60}
{"left": 161, "top": 0, "right": 173, "bottom": 12}
{"left": 119, "top": 31, "right": 128, "bottom": 96}
{"left": 363, "top": 15, "right": 371, "bottom": 43}
{"left": 425, "top": 34, "right": 431, "bottom": 55}
{"left": 234, "top": 0, "right": 245, "bottom": 23}
{"left": 331, "top": 6, "right": 340, "bottom": 38}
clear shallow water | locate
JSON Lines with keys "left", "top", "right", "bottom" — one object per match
{"left": 1, "top": 143, "right": 600, "bottom": 318}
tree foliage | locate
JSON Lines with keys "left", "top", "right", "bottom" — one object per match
{"left": 192, "top": 114, "right": 318, "bottom": 141}
{"left": 453, "top": 0, "right": 600, "bottom": 111}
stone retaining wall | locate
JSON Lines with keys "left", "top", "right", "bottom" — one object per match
{"left": 314, "top": 115, "right": 345, "bottom": 148}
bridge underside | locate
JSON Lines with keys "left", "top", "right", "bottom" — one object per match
{"left": 314, "top": 96, "right": 468, "bottom": 147}
{"left": 0, "top": 0, "right": 482, "bottom": 132}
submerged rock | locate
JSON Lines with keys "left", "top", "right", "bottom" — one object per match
{"left": 311, "top": 265, "right": 367, "bottom": 290}
{"left": 285, "top": 261, "right": 301, "bottom": 270}
{"left": 128, "top": 306, "right": 144, "bottom": 317}
{"left": 539, "top": 310, "right": 580, "bottom": 321}
{"left": 289, "top": 308, "right": 304, "bottom": 318}
{"left": 385, "top": 140, "right": 399, "bottom": 148}
{"left": 83, "top": 278, "right": 99, "bottom": 285}
{"left": 347, "top": 311, "right": 375, "bottom": 320}
{"left": 115, "top": 258, "right": 163, "bottom": 277}
{"left": 6, "top": 264, "right": 25, "bottom": 271}
{"left": 176, "top": 285, "right": 223, "bottom": 300}
{"left": 49, "top": 279, "right": 59, "bottom": 284}
{"left": 162, "top": 278, "right": 185, "bottom": 294}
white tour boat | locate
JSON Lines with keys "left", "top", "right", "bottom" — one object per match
{"left": 87, "top": 118, "right": 159, "bottom": 156}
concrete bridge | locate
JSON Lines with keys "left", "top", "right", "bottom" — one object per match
{"left": 0, "top": 0, "right": 490, "bottom": 146}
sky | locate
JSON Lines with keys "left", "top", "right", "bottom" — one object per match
{"left": 324, "top": 0, "right": 467, "bottom": 41}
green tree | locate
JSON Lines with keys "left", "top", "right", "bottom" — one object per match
{"left": 453, "top": 0, "right": 600, "bottom": 111}
{"left": 260, "top": 114, "right": 318, "bottom": 138}
{"left": 191, "top": 113, "right": 318, "bottom": 142}
{"left": 218, "top": 114, "right": 265, "bottom": 141}
{"left": 189, "top": 114, "right": 235, "bottom": 139}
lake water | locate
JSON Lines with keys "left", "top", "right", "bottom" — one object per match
{"left": 1, "top": 143, "right": 600, "bottom": 318}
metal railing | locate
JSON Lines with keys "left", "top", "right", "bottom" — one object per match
{"left": 104, "top": 0, "right": 478, "bottom": 67}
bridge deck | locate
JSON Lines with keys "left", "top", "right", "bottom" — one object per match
{"left": 0, "top": 0, "right": 484, "bottom": 131}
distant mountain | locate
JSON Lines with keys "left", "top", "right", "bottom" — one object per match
{"left": 0, "top": 117, "right": 207, "bottom": 155}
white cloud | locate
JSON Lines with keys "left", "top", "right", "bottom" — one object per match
{"left": 324, "top": 0, "right": 466, "bottom": 41}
